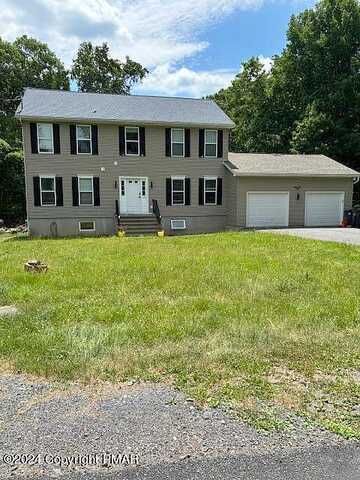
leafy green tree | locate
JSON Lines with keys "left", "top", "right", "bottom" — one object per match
{"left": 0, "top": 35, "right": 69, "bottom": 146}
{"left": 211, "top": 58, "right": 280, "bottom": 152}
{"left": 211, "top": 0, "right": 360, "bottom": 168}
{"left": 286, "top": 0, "right": 360, "bottom": 165}
{"left": 0, "top": 140, "right": 25, "bottom": 223}
{"left": 71, "top": 42, "right": 148, "bottom": 94}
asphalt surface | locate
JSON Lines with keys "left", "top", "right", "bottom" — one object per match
{"left": 1, "top": 375, "right": 358, "bottom": 480}
{"left": 262, "top": 227, "right": 360, "bottom": 245}
{"left": 38, "top": 445, "right": 360, "bottom": 480}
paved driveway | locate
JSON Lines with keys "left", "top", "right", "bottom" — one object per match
{"left": 263, "top": 227, "right": 360, "bottom": 245}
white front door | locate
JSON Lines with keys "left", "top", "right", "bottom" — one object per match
{"left": 120, "top": 177, "right": 149, "bottom": 214}
{"left": 305, "top": 192, "right": 345, "bottom": 226}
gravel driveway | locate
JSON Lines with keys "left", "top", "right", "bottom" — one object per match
{"left": 0, "top": 374, "right": 356, "bottom": 479}
{"left": 262, "top": 227, "right": 360, "bottom": 245}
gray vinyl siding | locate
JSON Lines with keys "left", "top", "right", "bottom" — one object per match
{"left": 23, "top": 122, "right": 229, "bottom": 236}
{"left": 225, "top": 169, "right": 238, "bottom": 226}
{"left": 231, "top": 176, "right": 353, "bottom": 228}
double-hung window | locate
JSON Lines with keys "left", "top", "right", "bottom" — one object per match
{"left": 172, "top": 177, "right": 185, "bottom": 205}
{"left": 205, "top": 129, "right": 217, "bottom": 158}
{"left": 76, "top": 125, "right": 92, "bottom": 154}
{"left": 37, "top": 124, "right": 54, "bottom": 154}
{"left": 78, "top": 176, "right": 94, "bottom": 206}
{"left": 171, "top": 128, "right": 184, "bottom": 157}
{"left": 40, "top": 176, "right": 56, "bottom": 206}
{"left": 204, "top": 177, "right": 217, "bottom": 205}
{"left": 125, "top": 127, "right": 139, "bottom": 155}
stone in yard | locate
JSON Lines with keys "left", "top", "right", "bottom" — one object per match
{"left": 24, "top": 260, "right": 48, "bottom": 273}
{"left": 0, "top": 305, "right": 18, "bottom": 316}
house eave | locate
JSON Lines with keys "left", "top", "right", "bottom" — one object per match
{"left": 225, "top": 170, "right": 358, "bottom": 178}
{"left": 15, "top": 114, "right": 235, "bottom": 129}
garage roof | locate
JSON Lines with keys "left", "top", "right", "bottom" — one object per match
{"left": 16, "top": 88, "right": 235, "bottom": 128}
{"left": 225, "top": 153, "right": 359, "bottom": 177}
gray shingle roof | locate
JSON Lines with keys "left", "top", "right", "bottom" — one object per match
{"left": 16, "top": 88, "right": 235, "bottom": 128}
{"left": 226, "top": 153, "right": 359, "bottom": 177}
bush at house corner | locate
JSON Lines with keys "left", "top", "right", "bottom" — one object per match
{"left": 0, "top": 139, "right": 26, "bottom": 225}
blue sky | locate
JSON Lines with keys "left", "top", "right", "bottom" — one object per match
{"left": 1, "top": 0, "right": 316, "bottom": 97}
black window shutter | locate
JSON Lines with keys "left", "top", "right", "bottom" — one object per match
{"left": 140, "top": 127, "right": 146, "bottom": 156}
{"left": 185, "top": 178, "right": 191, "bottom": 205}
{"left": 217, "top": 178, "right": 223, "bottom": 205}
{"left": 70, "top": 125, "right": 77, "bottom": 154}
{"left": 93, "top": 177, "right": 100, "bottom": 206}
{"left": 53, "top": 124, "right": 60, "bottom": 154}
{"left": 30, "top": 123, "right": 38, "bottom": 154}
{"left": 91, "top": 125, "right": 98, "bottom": 155}
{"left": 166, "top": 178, "right": 172, "bottom": 205}
{"left": 198, "top": 178, "right": 204, "bottom": 205}
{"left": 56, "top": 177, "right": 63, "bottom": 206}
{"left": 33, "top": 176, "right": 41, "bottom": 206}
{"left": 72, "top": 177, "right": 79, "bottom": 206}
{"left": 199, "top": 129, "right": 205, "bottom": 157}
{"left": 119, "top": 126, "right": 125, "bottom": 156}
{"left": 165, "top": 128, "right": 171, "bottom": 157}
{"left": 185, "top": 129, "right": 191, "bottom": 157}
{"left": 217, "top": 130, "right": 223, "bottom": 158}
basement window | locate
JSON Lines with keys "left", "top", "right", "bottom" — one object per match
{"left": 171, "top": 219, "right": 186, "bottom": 230}
{"left": 79, "top": 221, "right": 95, "bottom": 232}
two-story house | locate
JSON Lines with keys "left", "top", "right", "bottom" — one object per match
{"left": 16, "top": 88, "right": 359, "bottom": 237}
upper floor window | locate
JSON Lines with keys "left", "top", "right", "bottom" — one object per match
{"left": 37, "top": 124, "right": 54, "bottom": 154}
{"left": 172, "top": 177, "right": 185, "bottom": 205}
{"left": 171, "top": 128, "right": 184, "bottom": 157}
{"left": 125, "top": 127, "right": 140, "bottom": 155}
{"left": 205, "top": 129, "right": 217, "bottom": 158}
{"left": 40, "top": 176, "right": 56, "bottom": 206}
{"left": 78, "top": 176, "right": 94, "bottom": 206}
{"left": 76, "top": 125, "right": 92, "bottom": 154}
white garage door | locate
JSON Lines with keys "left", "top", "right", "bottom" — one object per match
{"left": 305, "top": 192, "right": 345, "bottom": 227}
{"left": 246, "top": 192, "right": 289, "bottom": 228}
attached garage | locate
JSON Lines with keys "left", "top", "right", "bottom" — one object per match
{"left": 225, "top": 153, "right": 359, "bottom": 229}
{"left": 304, "top": 192, "right": 345, "bottom": 227}
{"left": 246, "top": 192, "right": 289, "bottom": 228}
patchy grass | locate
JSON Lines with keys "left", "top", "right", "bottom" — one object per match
{"left": 0, "top": 232, "right": 360, "bottom": 436}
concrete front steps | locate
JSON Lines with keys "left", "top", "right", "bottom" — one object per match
{"left": 119, "top": 215, "right": 161, "bottom": 236}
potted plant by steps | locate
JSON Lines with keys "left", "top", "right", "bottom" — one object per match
{"left": 157, "top": 229, "right": 165, "bottom": 237}
{"left": 117, "top": 225, "right": 126, "bottom": 237}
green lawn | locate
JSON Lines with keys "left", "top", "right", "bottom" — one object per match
{"left": 1, "top": 232, "right": 360, "bottom": 437}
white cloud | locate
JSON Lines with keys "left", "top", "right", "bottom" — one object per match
{"left": 0, "top": 0, "right": 267, "bottom": 95}
{"left": 259, "top": 55, "right": 273, "bottom": 73}
{"left": 136, "top": 63, "right": 236, "bottom": 97}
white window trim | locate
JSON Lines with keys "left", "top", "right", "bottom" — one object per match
{"left": 171, "top": 176, "right": 185, "bottom": 206}
{"left": 78, "top": 175, "right": 94, "bottom": 206}
{"left": 204, "top": 176, "right": 218, "bottom": 206}
{"left": 171, "top": 128, "right": 185, "bottom": 157}
{"left": 125, "top": 126, "right": 140, "bottom": 156}
{"left": 204, "top": 129, "right": 218, "bottom": 158}
{"left": 37, "top": 123, "right": 54, "bottom": 154}
{"left": 76, "top": 125, "right": 92, "bottom": 155}
{"left": 79, "top": 221, "right": 96, "bottom": 232}
{"left": 40, "top": 175, "right": 56, "bottom": 207}
{"left": 171, "top": 219, "right": 186, "bottom": 230}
